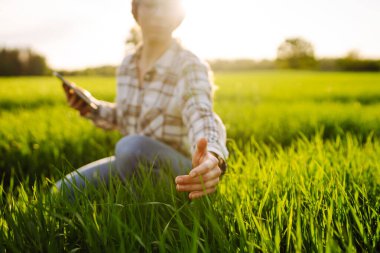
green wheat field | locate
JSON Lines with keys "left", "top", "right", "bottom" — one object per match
{"left": 0, "top": 71, "right": 379, "bottom": 252}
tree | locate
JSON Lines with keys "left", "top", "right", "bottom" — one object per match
{"left": 276, "top": 37, "right": 316, "bottom": 69}
{"left": 0, "top": 49, "right": 21, "bottom": 75}
{"left": 0, "top": 48, "right": 50, "bottom": 76}
{"left": 345, "top": 49, "right": 360, "bottom": 60}
{"left": 337, "top": 50, "right": 380, "bottom": 72}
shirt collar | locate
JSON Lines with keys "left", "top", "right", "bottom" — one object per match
{"left": 130, "top": 38, "right": 180, "bottom": 76}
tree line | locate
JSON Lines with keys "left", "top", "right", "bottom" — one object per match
{"left": 210, "top": 38, "right": 380, "bottom": 72}
{"left": 0, "top": 48, "right": 50, "bottom": 76}
{"left": 274, "top": 37, "right": 380, "bottom": 72}
{"left": 1, "top": 36, "right": 379, "bottom": 76}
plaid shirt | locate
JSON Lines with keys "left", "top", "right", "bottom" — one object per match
{"left": 88, "top": 39, "right": 228, "bottom": 160}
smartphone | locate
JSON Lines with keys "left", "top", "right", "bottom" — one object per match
{"left": 53, "top": 72, "right": 98, "bottom": 110}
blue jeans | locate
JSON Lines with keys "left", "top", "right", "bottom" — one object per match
{"left": 55, "top": 135, "right": 192, "bottom": 193}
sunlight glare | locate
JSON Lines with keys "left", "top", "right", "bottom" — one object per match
{"left": 176, "top": 0, "right": 280, "bottom": 60}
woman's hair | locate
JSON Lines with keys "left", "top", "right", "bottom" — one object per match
{"left": 131, "top": 0, "right": 139, "bottom": 21}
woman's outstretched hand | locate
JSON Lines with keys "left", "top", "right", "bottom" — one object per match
{"left": 175, "top": 138, "right": 222, "bottom": 199}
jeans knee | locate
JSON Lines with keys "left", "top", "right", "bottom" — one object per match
{"left": 115, "top": 135, "right": 151, "bottom": 158}
{"left": 115, "top": 135, "right": 152, "bottom": 178}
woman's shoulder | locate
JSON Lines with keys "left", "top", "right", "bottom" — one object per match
{"left": 117, "top": 44, "right": 142, "bottom": 75}
{"left": 173, "top": 40, "right": 215, "bottom": 92}
{"left": 174, "top": 40, "right": 211, "bottom": 72}
{"left": 120, "top": 53, "right": 134, "bottom": 66}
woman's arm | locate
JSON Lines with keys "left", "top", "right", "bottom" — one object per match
{"left": 180, "top": 62, "right": 228, "bottom": 161}
{"left": 177, "top": 61, "right": 228, "bottom": 199}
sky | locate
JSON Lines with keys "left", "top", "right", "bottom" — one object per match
{"left": 1, "top": 0, "right": 379, "bottom": 70}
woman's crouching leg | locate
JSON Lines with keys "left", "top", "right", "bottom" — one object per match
{"left": 115, "top": 135, "right": 192, "bottom": 181}
{"left": 53, "top": 156, "right": 116, "bottom": 197}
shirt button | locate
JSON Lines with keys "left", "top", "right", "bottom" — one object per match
{"left": 144, "top": 71, "right": 155, "bottom": 81}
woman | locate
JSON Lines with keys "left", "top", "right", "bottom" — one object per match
{"left": 56, "top": 0, "right": 228, "bottom": 200}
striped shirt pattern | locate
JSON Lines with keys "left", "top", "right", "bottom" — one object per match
{"left": 88, "top": 39, "right": 228, "bottom": 160}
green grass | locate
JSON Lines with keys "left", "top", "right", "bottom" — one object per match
{"left": 1, "top": 71, "right": 380, "bottom": 252}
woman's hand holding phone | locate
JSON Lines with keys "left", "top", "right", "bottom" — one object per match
{"left": 54, "top": 72, "right": 99, "bottom": 117}
{"left": 62, "top": 83, "right": 96, "bottom": 117}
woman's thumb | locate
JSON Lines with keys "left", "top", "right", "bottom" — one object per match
{"left": 192, "top": 138, "right": 208, "bottom": 167}
{"left": 196, "top": 138, "right": 208, "bottom": 155}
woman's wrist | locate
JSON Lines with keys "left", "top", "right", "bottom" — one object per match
{"left": 209, "top": 151, "right": 227, "bottom": 175}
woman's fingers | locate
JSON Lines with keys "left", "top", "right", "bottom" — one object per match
{"left": 63, "top": 82, "right": 91, "bottom": 113}
{"left": 72, "top": 97, "right": 86, "bottom": 109}
{"left": 68, "top": 94, "right": 81, "bottom": 108}
{"left": 176, "top": 176, "right": 219, "bottom": 192}
{"left": 79, "top": 106, "right": 92, "bottom": 116}
{"left": 62, "top": 83, "right": 75, "bottom": 98}
{"left": 175, "top": 167, "right": 221, "bottom": 184}
{"left": 175, "top": 152, "right": 222, "bottom": 200}
{"left": 189, "top": 155, "right": 218, "bottom": 177}
{"left": 189, "top": 188, "right": 216, "bottom": 199}
{"left": 65, "top": 87, "right": 92, "bottom": 114}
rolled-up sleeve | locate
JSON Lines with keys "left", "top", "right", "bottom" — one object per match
{"left": 181, "top": 62, "right": 228, "bottom": 160}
